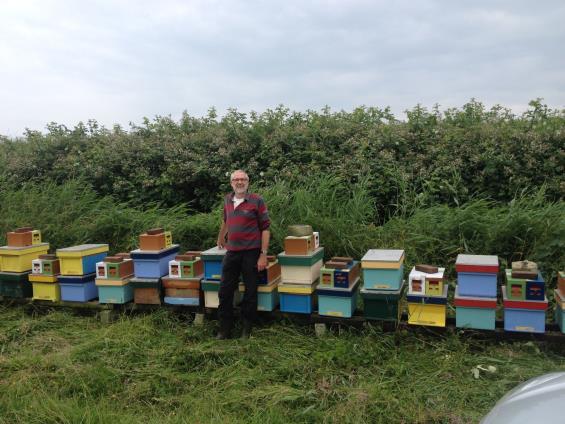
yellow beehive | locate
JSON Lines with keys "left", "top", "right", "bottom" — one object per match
{"left": 0, "top": 243, "right": 49, "bottom": 272}
{"left": 407, "top": 303, "right": 446, "bottom": 327}
{"left": 29, "top": 274, "right": 60, "bottom": 301}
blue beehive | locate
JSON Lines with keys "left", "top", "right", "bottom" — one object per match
{"left": 58, "top": 273, "right": 98, "bottom": 302}
{"left": 98, "top": 284, "right": 133, "bottom": 304}
{"left": 454, "top": 285, "right": 497, "bottom": 330}
{"left": 131, "top": 245, "right": 179, "bottom": 278}
{"left": 457, "top": 272, "right": 498, "bottom": 298}
{"left": 164, "top": 296, "right": 200, "bottom": 306}
{"left": 201, "top": 246, "right": 226, "bottom": 281}
{"left": 502, "top": 285, "right": 547, "bottom": 333}
{"left": 278, "top": 282, "right": 316, "bottom": 314}
{"left": 361, "top": 249, "right": 404, "bottom": 290}
{"left": 317, "top": 277, "right": 360, "bottom": 318}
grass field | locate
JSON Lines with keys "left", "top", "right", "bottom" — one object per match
{"left": 1, "top": 305, "right": 564, "bottom": 423}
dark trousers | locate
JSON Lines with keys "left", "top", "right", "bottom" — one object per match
{"left": 218, "top": 249, "right": 260, "bottom": 328}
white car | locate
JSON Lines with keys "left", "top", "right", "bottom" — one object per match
{"left": 481, "top": 372, "right": 565, "bottom": 423}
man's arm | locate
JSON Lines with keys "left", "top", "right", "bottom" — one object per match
{"left": 217, "top": 220, "right": 228, "bottom": 249}
{"left": 257, "top": 229, "right": 270, "bottom": 271}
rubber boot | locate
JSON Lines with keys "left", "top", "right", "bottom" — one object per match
{"left": 216, "top": 321, "right": 232, "bottom": 340}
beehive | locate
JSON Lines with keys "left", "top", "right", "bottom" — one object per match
{"left": 407, "top": 285, "right": 448, "bottom": 327}
{"left": 239, "top": 277, "right": 280, "bottom": 311}
{"left": 0, "top": 271, "right": 32, "bottom": 298}
{"left": 317, "top": 277, "right": 360, "bottom": 318}
{"left": 56, "top": 244, "right": 108, "bottom": 276}
{"left": 200, "top": 247, "right": 226, "bottom": 281}
{"left": 278, "top": 247, "right": 324, "bottom": 285}
{"left": 502, "top": 285, "right": 547, "bottom": 333}
{"left": 455, "top": 254, "right": 499, "bottom": 298}
{"left": 0, "top": 243, "right": 50, "bottom": 273}
{"left": 361, "top": 281, "right": 405, "bottom": 322}
{"left": 319, "top": 258, "right": 360, "bottom": 289}
{"left": 130, "top": 245, "right": 179, "bottom": 278}
{"left": 278, "top": 282, "right": 317, "bottom": 314}
{"left": 454, "top": 285, "right": 497, "bottom": 330}
{"left": 361, "top": 250, "right": 404, "bottom": 290}
{"left": 58, "top": 273, "right": 98, "bottom": 302}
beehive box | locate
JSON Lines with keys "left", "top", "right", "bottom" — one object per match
{"left": 32, "top": 254, "right": 60, "bottom": 276}
{"left": 505, "top": 269, "right": 545, "bottom": 301}
{"left": 454, "top": 285, "right": 497, "bottom": 330}
{"left": 129, "top": 277, "right": 162, "bottom": 305}
{"left": 319, "top": 258, "right": 360, "bottom": 289}
{"left": 56, "top": 244, "right": 108, "bottom": 276}
{"left": 317, "top": 277, "right": 360, "bottom": 318}
{"left": 502, "top": 285, "right": 547, "bottom": 333}
{"left": 259, "top": 257, "right": 281, "bottom": 285}
{"left": 278, "top": 282, "right": 317, "bottom": 314}
{"left": 284, "top": 234, "right": 315, "bottom": 255}
{"left": 0, "top": 271, "right": 32, "bottom": 298}
{"left": 168, "top": 255, "right": 204, "bottom": 279}
{"left": 362, "top": 266, "right": 403, "bottom": 291}
{"left": 164, "top": 296, "right": 201, "bottom": 306}
{"left": 0, "top": 243, "right": 50, "bottom": 273}
{"left": 139, "top": 229, "right": 172, "bottom": 251}
{"left": 408, "top": 267, "right": 445, "bottom": 296}
{"left": 201, "top": 247, "right": 227, "bottom": 281}
{"left": 130, "top": 245, "right": 179, "bottom": 278}
{"left": 361, "top": 280, "right": 405, "bottom": 322}
{"left": 455, "top": 254, "right": 499, "bottom": 274}
{"left": 278, "top": 247, "right": 324, "bottom": 285}
{"left": 239, "top": 278, "right": 280, "bottom": 311}
{"left": 162, "top": 275, "right": 202, "bottom": 290}
{"left": 58, "top": 273, "right": 98, "bottom": 302}
{"left": 407, "top": 285, "right": 448, "bottom": 327}
{"left": 96, "top": 256, "right": 134, "bottom": 280}
{"left": 201, "top": 279, "right": 241, "bottom": 308}
{"left": 6, "top": 227, "right": 41, "bottom": 247}
{"left": 98, "top": 284, "right": 133, "bottom": 304}
{"left": 29, "top": 274, "right": 60, "bottom": 302}
{"left": 361, "top": 249, "right": 404, "bottom": 270}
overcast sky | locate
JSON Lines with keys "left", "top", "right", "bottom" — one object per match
{"left": 1, "top": 0, "right": 564, "bottom": 137}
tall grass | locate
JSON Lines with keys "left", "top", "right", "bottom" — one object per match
{"left": 0, "top": 177, "right": 562, "bottom": 283}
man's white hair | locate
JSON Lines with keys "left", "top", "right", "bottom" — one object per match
{"left": 230, "top": 169, "right": 249, "bottom": 180}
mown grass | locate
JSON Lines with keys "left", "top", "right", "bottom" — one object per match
{"left": 0, "top": 306, "right": 564, "bottom": 423}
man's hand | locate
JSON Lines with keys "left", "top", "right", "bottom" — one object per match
{"left": 257, "top": 253, "right": 267, "bottom": 271}
{"left": 217, "top": 237, "right": 225, "bottom": 249}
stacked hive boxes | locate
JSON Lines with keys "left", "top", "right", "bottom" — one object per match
{"left": 0, "top": 227, "right": 48, "bottom": 298}
{"left": 502, "top": 261, "right": 547, "bottom": 333}
{"left": 454, "top": 254, "right": 499, "bottom": 330}
{"left": 30, "top": 254, "right": 61, "bottom": 301}
{"left": 56, "top": 244, "right": 108, "bottom": 302}
{"left": 238, "top": 255, "right": 281, "bottom": 311}
{"left": 278, "top": 226, "right": 323, "bottom": 314}
{"left": 162, "top": 251, "right": 204, "bottom": 306}
{"left": 360, "top": 250, "right": 405, "bottom": 322}
{"left": 317, "top": 256, "right": 360, "bottom": 318}
{"left": 407, "top": 265, "right": 448, "bottom": 327}
{"left": 200, "top": 246, "right": 239, "bottom": 308}
{"left": 555, "top": 272, "right": 565, "bottom": 333}
{"left": 129, "top": 228, "right": 179, "bottom": 305}
{"left": 95, "top": 253, "right": 134, "bottom": 304}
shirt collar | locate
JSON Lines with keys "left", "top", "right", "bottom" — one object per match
{"left": 230, "top": 192, "right": 249, "bottom": 202}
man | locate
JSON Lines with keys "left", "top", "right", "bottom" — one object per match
{"left": 216, "top": 170, "right": 270, "bottom": 339}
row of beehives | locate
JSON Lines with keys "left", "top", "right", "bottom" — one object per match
{"left": 0, "top": 227, "right": 563, "bottom": 334}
